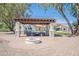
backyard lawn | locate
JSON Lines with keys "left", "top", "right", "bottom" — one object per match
{"left": 54, "top": 31, "right": 70, "bottom": 36}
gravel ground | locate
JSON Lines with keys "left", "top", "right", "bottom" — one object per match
{"left": 0, "top": 32, "right": 79, "bottom": 56}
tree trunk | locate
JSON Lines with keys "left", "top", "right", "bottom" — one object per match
{"left": 76, "top": 26, "right": 79, "bottom": 35}
{"left": 9, "top": 27, "right": 15, "bottom": 34}
{"left": 75, "top": 3, "right": 79, "bottom": 35}
{"left": 9, "top": 27, "right": 14, "bottom": 31}
{"left": 59, "top": 10, "right": 74, "bottom": 35}
{"left": 75, "top": 18, "right": 79, "bottom": 35}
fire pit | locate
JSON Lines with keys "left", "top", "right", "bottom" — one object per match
{"left": 25, "top": 37, "right": 42, "bottom": 44}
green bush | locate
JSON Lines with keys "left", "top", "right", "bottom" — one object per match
{"left": 0, "top": 28, "right": 9, "bottom": 32}
{"left": 0, "top": 23, "right": 3, "bottom": 29}
{"left": 0, "top": 23, "right": 9, "bottom": 32}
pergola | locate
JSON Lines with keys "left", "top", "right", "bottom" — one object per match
{"left": 14, "top": 18, "right": 55, "bottom": 37}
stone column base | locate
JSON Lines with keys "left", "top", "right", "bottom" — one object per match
{"left": 20, "top": 31, "right": 26, "bottom": 37}
{"left": 15, "top": 31, "right": 20, "bottom": 37}
{"left": 49, "top": 31, "right": 54, "bottom": 37}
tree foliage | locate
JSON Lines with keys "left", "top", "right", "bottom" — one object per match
{"left": 0, "top": 3, "right": 29, "bottom": 31}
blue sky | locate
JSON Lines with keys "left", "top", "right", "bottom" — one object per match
{"left": 24, "top": 3, "right": 76, "bottom": 25}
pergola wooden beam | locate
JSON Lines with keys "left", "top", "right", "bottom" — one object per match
{"left": 14, "top": 18, "right": 55, "bottom": 24}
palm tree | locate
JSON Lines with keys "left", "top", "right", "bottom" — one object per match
{"left": 39, "top": 3, "right": 74, "bottom": 35}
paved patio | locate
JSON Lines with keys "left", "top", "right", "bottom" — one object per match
{"left": 0, "top": 32, "right": 79, "bottom": 56}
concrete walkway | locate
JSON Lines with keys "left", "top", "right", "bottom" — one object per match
{"left": 0, "top": 32, "right": 79, "bottom": 56}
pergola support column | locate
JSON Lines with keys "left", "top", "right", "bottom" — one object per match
{"left": 49, "top": 23, "right": 55, "bottom": 37}
{"left": 15, "top": 21, "right": 20, "bottom": 37}
{"left": 20, "top": 24, "right": 25, "bottom": 36}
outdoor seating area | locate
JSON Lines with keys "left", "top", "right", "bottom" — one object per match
{"left": 14, "top": 18, "right": 70, "bottom": 37}
{"left": 14, "top": 18, "right": 55, "bottom": 37}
